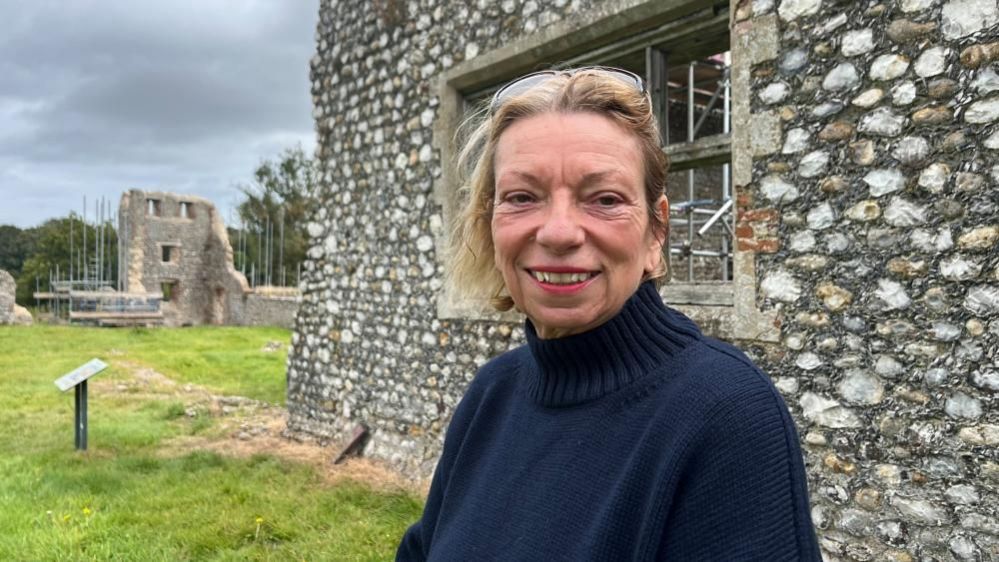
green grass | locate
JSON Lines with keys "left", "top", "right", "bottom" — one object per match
{"left": 0, "top": 325, "right": 424, "bottom": 561}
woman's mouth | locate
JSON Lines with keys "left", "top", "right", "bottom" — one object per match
{"left": 528, "top": 270, "right": 599, "bottom": 285}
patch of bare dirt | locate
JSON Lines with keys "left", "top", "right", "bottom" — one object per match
{"left": 101, "top": 360, "right": 424, "bottom": 496}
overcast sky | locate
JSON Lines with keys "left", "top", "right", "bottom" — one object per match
{"left": 0, "top": 0, "right": 318, "bottom": 229}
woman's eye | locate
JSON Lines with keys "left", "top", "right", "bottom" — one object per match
{"left": 506, "top": 193, "right": 535, "bottom": 204}
{"left": 595, "top": 195, "right": 621, "bottom": 207}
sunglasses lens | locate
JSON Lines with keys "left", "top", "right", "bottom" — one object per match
{"left": 490, "top": 67, "right": 646, "bottom": 112}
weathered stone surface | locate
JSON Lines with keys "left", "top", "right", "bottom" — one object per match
{"left": 960, "top": 41, "right": 999, "bottom": 69}
{"left": 912, "top": 106, "right": 953, "bottom": 125}
{"left": 807, "top": 202, "right": 836, "bottom": 230}
{"left": 845, "top": 200, "right": 881, "bottom": 221}
{"left": 838, "top": 369, "right": 884, "bottom": 404}
{"left": 798, "top": 150, "right": 830, "bottom": 177}
{"left": 852, "top": 88, "right": 884, "bottom": 108}
{"left": 841, "top": 28, "right": 875, "bottom": 57}
{"left": 816, "top": 282, "right": 853, "bottom": 311}
{"left": 964, "top": 285, "right": 999, "bottom": 315}
{"left": 800, "top": 392, "right": 862, "bottom": 428}
{"left": 892, "top": 497, "right": 950, "bottom": 525}
{"left": 864, "top": 168, "right": 906, "bottom": 196}
{"left": 887, "top": 18, "right": 937, "bottom": 43}
{"left": 870, "top": 54, "right": 910, "bottom": 81}
{"left": 945, "top": 392, "right": 983, "bottom": 419}
{"left": 963, "top": 96, "right": 999, "bottom": 124}
{"left": 819, "top": 176, "right": 846, "bottom": 193}
{"left": 782, "top": 127, "right": 810, "bottom": 153}
{"left": 919, "top": 162, "right": 951, "bottom": 192}
{"left": 941, "top": 0, "right": 999, "bottom": 40}
{"left": 759, "top": 81, "right": 790, "bottom": 104}
{"left": 822, "top": 62, "right": 861, "bottom": 91}
{"left": 888, "top": 257, "right": 928, "bottom": 277}
{"left": 818, "top": 121, "right": 854, "bottom": 141}
{"left": 778, "top": 0, "right": 822, "bottom": 21}
{"left": 849, "top": 139, "right": 876, "bottom": 165}
{"left": 876, "top": 279, "right": 911, "bottom": 310}
{"left": 957, "top": 226, "right": 999, "bottom": 250}
{"left": 914, "top": 46, "right": 949, "bottom": 78}
{"left": 0, "top": 270, "right": 23, "bottom": 326}
{"left": 762, "top": 269, "right": 802, "bottom": 302}
{"left": 858, "top": 108, "right": 906, "bottom": 137}
{"left": 927, "top": 78, "right": 959, "bottom": 99}
{"left": 884, "top": 197, "right": 928, "bottom": 227}
{"left": 891, "top": 136, "right": 930, "bottom": 166}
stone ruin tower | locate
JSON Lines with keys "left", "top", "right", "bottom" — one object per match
{"left": 289, "top": 0, "right": 999, "bottom": 559}
{"left": 118, "top": 189, "right": 250, "bottom": 326}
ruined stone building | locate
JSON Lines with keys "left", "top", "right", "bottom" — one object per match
{"left": 118, "top": 189, "right": 299, "bottom": 328}
{"left": 288, "top": 0, "right": 999, "bottom": 559}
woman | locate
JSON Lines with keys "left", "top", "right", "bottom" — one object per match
{"left": 397, "top": 67, "right": 821, "bottom": 561}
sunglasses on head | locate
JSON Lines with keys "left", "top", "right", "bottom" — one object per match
{"left": 489, "top": 66, "right": 648, "bottom": 113}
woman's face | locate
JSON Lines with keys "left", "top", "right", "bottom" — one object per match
{"left": 491, "top": 111, "right": 665, "bottom": 339}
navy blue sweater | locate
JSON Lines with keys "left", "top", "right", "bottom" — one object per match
{"left": 397, "top": 282, "right": 820, "bottom": 561}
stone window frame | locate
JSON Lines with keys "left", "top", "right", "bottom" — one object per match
{"left": 146, "top": 198, "right": 162, "bottom": 217}
{"left": 160, "top": 279, "right": 179, "bottom": 302}
{"left": 160, "top": 243, "right": 181, "bottom": 264}
{"left": 179, "top": 201, "right": 194, "bottom": 219}
{"left": 431, "top": 0, "right": 778, "bottom": 341}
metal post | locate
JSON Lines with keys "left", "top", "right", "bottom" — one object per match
{"left": 279, "top": 208, "right": 285, "bottom": 286}
{"left": 687, "top": 62, "right": 695, "bottom": 282}
{"left": 83, "top": 196, "right": 87, "bottom": 285}
{"left": 722, "top": 51, "right": 732, "bottom": 281}
{"left": 74, "top": 381, "right": 88, "bottom": 450}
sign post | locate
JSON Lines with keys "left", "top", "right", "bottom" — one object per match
{"left": 55, "top": 359, "right": 107, "bottom": 451}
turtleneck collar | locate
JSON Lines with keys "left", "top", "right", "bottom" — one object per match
{"left": 522, "top": 281, "right": 702, "bottom": 408}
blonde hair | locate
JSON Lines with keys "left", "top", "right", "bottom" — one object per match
{"left": 447, "top": 69, "right": 670, "bottom": 312}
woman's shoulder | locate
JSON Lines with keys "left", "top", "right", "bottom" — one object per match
{"left": 668, "top": 336, "right": 790, "bottom": 421}
{"left": 459, "top": 344, "right": 530, "bottom": 403}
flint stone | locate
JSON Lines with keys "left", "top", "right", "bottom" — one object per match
{"left": 807, "top": 202, "right": 836, "bottom": 230}
{"left": 957, "top": 226, "right": 999, "bottom": 250}
{"left": 845, "top": 200, "right": 881, "bottom": 221}
{"left": 838, "top": 369, "right": 884, "bottom": 404}
{"left": 946, "top": 392, "right": 983, "bottom": 419}
{"left": 973, "top": 66, "right": 999, "bottom": 94}
{"left": 782, "top": 127, "right": 810, "bottom": 153}
{"left": 925, "top": 368, "right": 949, "bottom": 386}
{"left": 852, "top": 88, "right": 884, "bottom": 108}
{"left": 825, "top": 232, "right": 851, "bottom": 253}
{"left": 961, "top": 512, "right": 999, "bottom": 534}
{"left": 870, "top": 54, "right": 910, "bottom": 81}
{"left": 900, "top": 0, "right": 936, "bottom": 10}
{"left": 971, "top": 369, "right": 999, "bottom": 391}
{"left": 841, "top": 28, "right": 875, "bottom": 56}
{"left": 798, "top": 150, "right": 830, "bottom": 177}
{"left": 912, "top": 106, "right": 953, "bottom": 124}
{"left": 958, "top": 424, "right": 999, "bottom": 445}
{"left": 985, "top": 130, "right": 999, "bottom": 149}
{"left": 796, "top": 352, "right": 823, "bottom": 370}
{"left": 940, "top": 256, "right": 982, "bottom": 281}
{"left": 800, "top": 392, "right": 861, "bottom": 428}
{"left": 816, "top": 282, "right": 853, "bottom": 311}
{"left": 918, "top": 163, "right": 950, "bottom": 192}
{"left": 888, "top": 257, "right": 928, "bottom": 277}
{"left": 760, "top": 175, "right": 799, "bottom": 202}
{"left": 790, "top": 230, "right": 816, "bottom": 252}
{"left": 819, "top": 121, "right": 854, "bottom": 141}
{"left": 891, "top": 81, "right": 917, "bottom": 106}
{"left": 928, "top": 78, "right": 959, "bottom": 99}
{"left": 892, "top": 497, "right": 949, "bottom": 525}
{"left": 965, "top": 285, "right": 999, "bottom": 315}
{"left": 930, "top": 322, "right": 962, "bottom": 341}
{"left": 849, "top": 139, "right": 876, "bottom": 165}
{"left": 864, "top": 168, "right": 906, "bottom": 196}
{"left": 884, "top": 197, "right": 928, "bottom": 227}
{"left": 914, "top": 47, "right": 949, "bottom": 77}
{"left": 823, "top": 63, "right": 860, "bottom": 91}
{"left": 891, "top": 136, "right": 930, "bottom": 165}
{"left": 759, "top": 81, "right": 790, "bottom": 104}
{"left": 778, "top": 0, "right": 822, "bottom": 20}
{"left": 942, "top": 0, "right": 999, "bottom": 40}
{"left": 876, "top": 279, "right": 911, "bottom": 310}
{"left": 761, "top": 269, "right": 802, "bottom": 302}
{"left": 858, "top": 108, "right": 906, "bottom": 137}
{"left": 780, "top": 48, "right": 809, "bottom": 74}
{"left": 964, "top": 96, "right": 999, "bottom": 124}
{"left": 811, "top": 101, "right": 844, "bottom": 118}
{"left": 888, "top": 18, "right": 938, "bottom": 42}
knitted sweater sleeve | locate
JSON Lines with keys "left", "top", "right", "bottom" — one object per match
{"left": 656, "top": 379, "right": 821, "bottom": 561}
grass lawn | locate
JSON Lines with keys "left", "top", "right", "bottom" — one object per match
{"left": 0, "top": 325, "right": 423, "bottom": 561}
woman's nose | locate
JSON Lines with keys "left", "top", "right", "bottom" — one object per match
{"left": 534, "top": 197, "right": 584, "bottom": 252}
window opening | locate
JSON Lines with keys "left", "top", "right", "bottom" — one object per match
{"left": 160, "top": 280, "right": 177, "bottom": 302}
{"left": 161, "top": 245, "right": 179, "bottom": 263}
{"left": 146, "top": 199, "right": 161, "bottom": 216}
{"left": 179, "top": 202, "right": 192, "bottom": 219}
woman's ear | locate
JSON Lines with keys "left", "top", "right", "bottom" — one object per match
{"left": 645, "top": 195, "right": 670, "bottom": 274}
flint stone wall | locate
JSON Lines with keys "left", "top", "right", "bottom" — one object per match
{"left": 0, "top": 269, "right": 17, "bottom": 324}
{"left": 290, "top": 0, "right": 998, "bottom": 559}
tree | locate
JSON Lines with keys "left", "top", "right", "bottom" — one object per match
{"left": 231, "top": 145, "right": 318, "bottom": 286}
{"left": 0, "top": 224, "right": 39, "bottom": 280}
{"left": 15, "top": 217, "right": 115, "bottom": 305}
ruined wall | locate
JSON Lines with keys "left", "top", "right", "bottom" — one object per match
{"left": 291, "top": 0, "right": 997, "bottom": 559}
{"left": 119, "top": 190, "right": 250, "bottom": 327}
{"left": 737, "top": 0, "right": 999, "bottom": 559}
{"left": 245, "top": 289, "right": 300, "bottom": 327}
{"left": 0, "top": 269, "right": 31, "bottom": 326}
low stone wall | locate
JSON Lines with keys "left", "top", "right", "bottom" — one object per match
{"left": 0, "top": 269, "right": 31, "bottom": 326}
{"left": 244, "top": 291, "right": 300, "bottom": 328}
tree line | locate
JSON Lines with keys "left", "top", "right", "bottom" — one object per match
{"left": 1, "top": 146, "right": 318, "bottom": 306}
